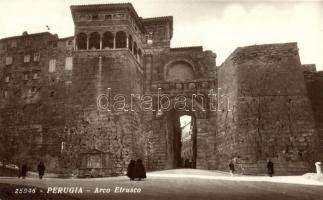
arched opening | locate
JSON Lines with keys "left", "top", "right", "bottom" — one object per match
{"left": 77, "top": 32, "right": 87, "bottom": 50}
{"left": 165, "top": 111, "right": 197, "bottom": 169}
{"left": 165, "top": 61, "right": 194, "bottom": 81}
{"left": 115, "top": 31, "right": 127, "bottom": 48}
{"left": 133, "top": 42, "right": 138, "bottom": 57}
{"left": 128, "top": 35, "right": 133, "bottom": 51}
{"left": 138, "top": 49, "right": 142, "bottom": 64}
{"left": 102, "top": 32, "right": 114, "bottom": 49}
{"left": 89, "top": 32, "right": 100, "bottom": 50}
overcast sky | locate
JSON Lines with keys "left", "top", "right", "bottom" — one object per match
{"left": 0, "top": 0, "right": 322, "bottom": 70}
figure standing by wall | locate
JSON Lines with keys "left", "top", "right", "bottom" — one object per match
{"left": 267, "top": 159, "right": 274, "bottom": 177}
{"left": 21, "top": 163, "right": 28, "bottom": 179}
{"left": 37, "top": 161, "right": 45, "bottom": 179}
{"left": 134, "top": 159, "right": 146, "bottom": 181}
{"left": 126, "top": 160, "right": 136, "bottom": 181}
{"left": 229, "top": 160, "right": 235, "bottom": 176}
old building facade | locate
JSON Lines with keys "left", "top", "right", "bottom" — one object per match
{"left": 0, "top": 3, "right": 322, "bottom": 176}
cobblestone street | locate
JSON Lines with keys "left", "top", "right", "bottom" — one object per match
{"left": 0, "top": 169, "right": 322, "bottom": 200}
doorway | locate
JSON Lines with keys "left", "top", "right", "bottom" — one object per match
{"left": 165, "top": 111, "right": 197, "bottom": 169}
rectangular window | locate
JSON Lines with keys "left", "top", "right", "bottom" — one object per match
{"left": 49, "top": 59, "right": 56, "bottom": 72}
{"left": 65, "top": 57, "right": 73, "bottom": 70}
{"left": 105, "top": 14, "right": 112, "bottom": 20}
{"left": 23, "top": 73, "right": 28, "bottom": 81}
{"left": 33, "top": 72, "right": 39, "bottom": 79}
{"left": 5, "top": 56, "right": 13, "bottom": 65}
{"left": 79, "top": 15, "right": 87, "bottom": 21}
{"left": 24, "top": 54, "right": 30, "bottom": 63}
{"left": 33, "top": 52, "right": 40, "bottom": 62}
{"left": 11, "top": 41, "right": 17, "bottom": 48}
{"left": 3, "top": 90, "right": 8, "bottom": 98}
{"left": 92, "top": 14, "right": 99, "bottom": 20}
{"left": 4, "top": 76, "right": 10, "bottom": 83}
{"left": 25, "top": 39, "right": 31, "bottom": 47}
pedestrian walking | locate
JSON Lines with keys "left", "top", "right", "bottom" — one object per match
{"left": 37, "top": 161, "right": 45, "bottom": 179}
{"left": 267, "top": 159, "right": 274, "bottom": 177}
{"left": 134, "top": 159, "right": 146, "bottom": 181}
{"left": 21, "top": 163, "right": 28, "bottom": 179}
{"left": 229, "top": 160, "right": 235, "bottom": 176}
{"left": 126, "top": 160, "right": 136, "bottom": 181}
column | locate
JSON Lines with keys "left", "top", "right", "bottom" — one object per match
{"left": 74, "top": 38, "right": 77, "bottom": 50}
{"left": 86, "top": 37, "right": 89, "bottom": 50}
{"left": 126, "top": 36, "right": 129, "bottom": 49}
{"left": 100, "top": 37, "right": 102, "bottom": 50}
{"left": 113, "top": 35, "right": 116, "bottom": 49}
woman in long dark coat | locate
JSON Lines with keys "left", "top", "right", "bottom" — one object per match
{"left": 126, "top": 160, "right": 136, "bottom": 181}
{"left": 21, "top": 164, "right": 28, "bottom": 179}
{"left": 267, "top": 159, "right": 274, "bottom": 177}
{"left": 229, "top": 160, "right": 235, "bottom": 176}
{"left": 134, "top": 159, "right": 146, "bottom": 181}
{"left": 37, "top": 161, "right": 45, "bottom": 179}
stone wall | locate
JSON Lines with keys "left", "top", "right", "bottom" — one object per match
{"left": 217, "top": 43, "right": 320, "bottom": 175}
{"left": 304, "top": 71, "right": 323, "bottom": 162}
{"left": 59, "top": 49, "right": 144, "bottom": 175}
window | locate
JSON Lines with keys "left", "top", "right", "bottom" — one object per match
{"left": 25, "top": 39, "right": 31, "bottom": 47}
{"left": 11, "top": 41, "right": 17, "bottom": 48}
{"left": 114, "top": 13, "right": 124, "bottom": 19}
{"left": 105, "top": 14, "right": 112, "bottom": 20}
{"left": 50, "top": 91, "right": 55, "bottom": 97}
{"left": 79, "top": 15, "right": 87, "bottom": 21}
{"left": 92, "top": 14, "right": 99, "bottom": 20}
{"left": 52, "top": 41, "right": 57, "bottom": 48}
{"left": 23, "top": 73, "right": 28, "bottom": 81}
{"left": 28, "top": 88, "right": 32, "bottom": 96}
{"left": 33, "top": 52, "right": 40, "bottom": 62}
{"left": 67, "top": 40, "right": 73, "bottom": 46}
{"left": 147, "top": 32, "right": 153, "bottom": 44}
{"left": 33, "top": 73, "right": 39, "bottom": 79}
{"left": 4, "top": 76, "right": 10, "bottom": 83}
{"left": 5, "top": 56, "right": 13, "bottom": 65}
{"left": 24, "top": 54, "right": 30, "bottom": 63}
{"left": 65, "top": 57, "right": 73, "bottom": 70}
{"left": 49, "top": 59, "right": 56, "bottom": 72}
{"left": 3, "top": 90, "right": 8, "bottom": 98}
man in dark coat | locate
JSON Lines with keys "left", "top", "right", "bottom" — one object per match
{"left": 37, "top": 161, "right": 45, "bottom": 179}
{"left": 229, "top": 160, "right": 235, "bottom": 176}
{"left": 267, "top": 159, "right": 274, "bottom": 177}
{"left": 134, "top": 159, "right": 146, "bottom": 181}
{"left": 21, "top": 164, "right": 28, "bottom": 179}
{"left": 126, "top": 160, "right": 136, "bottom": 181}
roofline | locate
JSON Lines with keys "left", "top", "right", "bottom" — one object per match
{"left": 0, "top": 32, "right": 54, "bottom": 41}
{"left": 141, "top": 16, "right": 173, "bottom": 39}
{"left": 70, "top": 3, "right": 146, "bottom": 33}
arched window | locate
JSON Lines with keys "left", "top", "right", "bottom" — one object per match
{"left": 102, "top": 32, "right": 114, "bottom": 49}
{"left": 138, "top": 49, "right": 142, "bottom": 64}
{"left": 77, "top": 32, "right": 87, "bottom": 50}
{"left": 165, "top": 61, "right": 194, "bottom": 81}
{"left": 115, "top": 31, "right": 127, "bottom": 48}
{"left": 133, "top": 42, "right": 138, "bottom": 57}
{"left": 128, "top": 35, "right": 133, "bottom": 51}
{"left": 89, "top": 32, "right": 100, "bottom": 50}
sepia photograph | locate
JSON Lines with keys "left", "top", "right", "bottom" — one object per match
{"left": 0, "top": 0, "right": 322, "bottom": 199}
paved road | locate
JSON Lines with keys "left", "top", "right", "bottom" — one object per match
{"left": 0, "top": 169, "right": 322, "bottom": 200}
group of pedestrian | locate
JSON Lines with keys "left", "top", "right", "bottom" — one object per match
{"left": 18, "top": 161, "right": 46, "bottom": 179}
{"left": 126, "top": 159, "right": 146, "bottom": 181}
{"left": 228, "top": 159, "right": 275, "bottom": 177}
